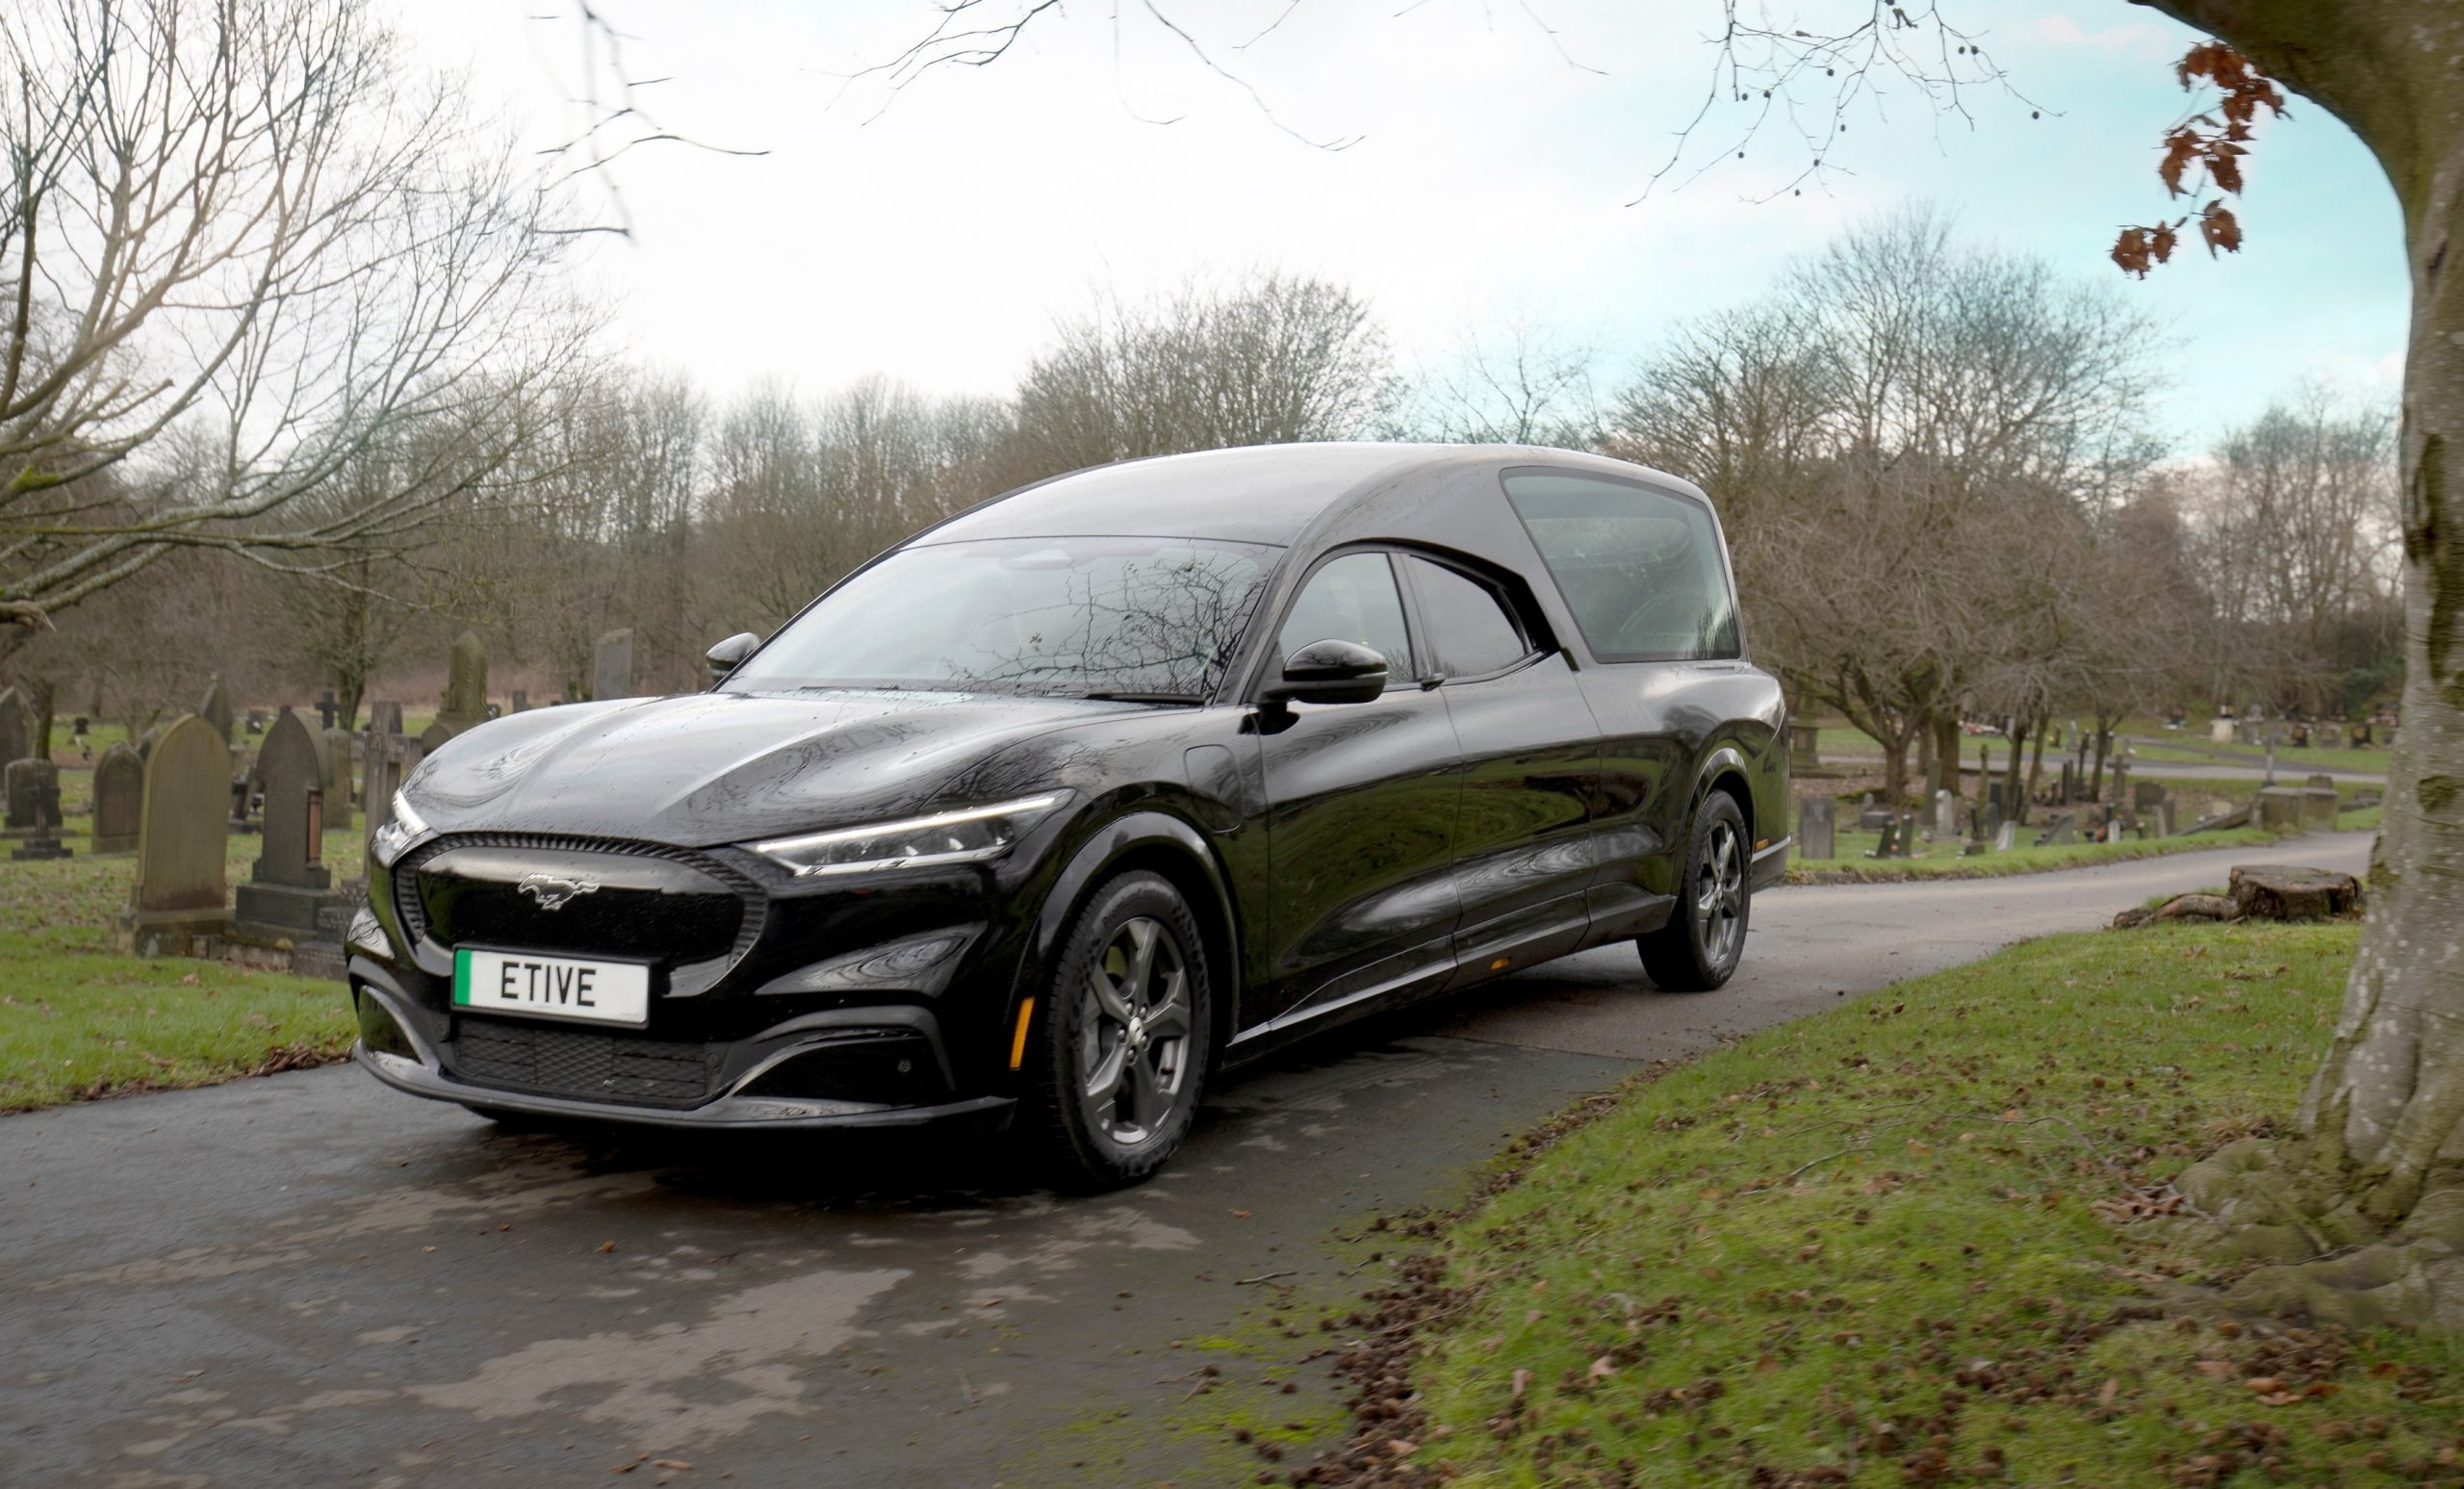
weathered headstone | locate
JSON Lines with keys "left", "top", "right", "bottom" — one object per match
{"left": 317, "top": 690, "right": 340, "bottom": 730}
{"left": 119, "top": 715, "right": 233, "bottom": 953}
{"left": 432, "top": 631, "right": 489, "bottom": 737}
{"left": 2034, "top": 811, "right": 2078, "bottom": 848}
{"left": 511, "top": 689, "right": 528, "bottom": 713}
{"left": 5, "top": 757, "right": 59, "bottom": 836}
{"left": 244, "top": 709, "right": 266, "bottom": 736}
{"left": 2212, "top": 714, "right": 2235, "bottom": 744}
{"left": 1789, "top": 720, "right": 1821, "bottom": 772}
{"left": 320, "top": 726, "right": 357, "bottom": 830}
{"left": 90, "top": 744, "right": 141, "bottom": 854}
{"left": 2135, "top": 780, "right": 2169, "bottom": 811}
{"left": 1934, "top": 788, "right": 1958, "bottom": 841}
{"left": 2304, "top": 773, "right": 2338, "bottom": 793}
{"left": 419, "top": 719, "right": 452, "bottom": 755}
{"left": 9, "top": 772, "right": 70, "bottom": 860}
{"left": 368, "top": 700, "right": 404, "bottom": 738}
{"left": 2148, "top": 801, "right": 2175, "bottom": 839}
{"left": 234, "top": 710, "right": 341, "bottom": 943}
{"left": 137, "top": 722, "right": 167, "bottom": 762}
{"left": 198, "top": 675, "right": 235, "bottom": 744}
{"left": 593, "top": 628, "right": 636, "bottom": 702}
{"left": 1866, "top": 817, "right": 1899, "bottom": 860}
{"left": 2110, "top": 761, "right": 2130, "bottom": 811}
{"left": 1993, "top": 820, "right": 2018, "bottom": 853}
{"left": 0, "top": 688, "right": 31, "bottom": 767}
{"left": 2299, "top": 787, "right": 2341, "bottom": 831}
{"left": 1799, "top": 796, "right": 1835, "bottom": 861}
{"left": 2253, "top": 786, "right": 2307, "bottom": 832}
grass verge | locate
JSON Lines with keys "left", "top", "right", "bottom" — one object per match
{"left": 1337, "top": 921, "right": 2464, "bottom": 1488}
{"left": 1785, "top": 826, "right": 2282, "bottom": 885}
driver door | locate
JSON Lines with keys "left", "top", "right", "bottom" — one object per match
{"left": 1241, "top": 550, "right": 1465, "bottom": 1036}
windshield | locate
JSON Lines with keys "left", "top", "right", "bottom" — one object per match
{"left": 728, "top": 536, "right": 1277, "bottom": 700}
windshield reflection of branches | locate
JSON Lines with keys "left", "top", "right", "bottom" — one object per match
{"left": 953, "top": 551, "right": 1263, "bottom": 698}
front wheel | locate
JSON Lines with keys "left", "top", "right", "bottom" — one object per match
{"left": 1020, "top": 870, "right": 1214, "bottom": 1189}
{"left": 1638, "top": 791, "right": 1751, "bottom": 991}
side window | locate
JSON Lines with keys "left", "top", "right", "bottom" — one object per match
{"left": 1276, "top": 552, "right": 1413, "bottom": 684}
{"left": 1502, "top": 472, "right": 1740, "bottom": 661}
{"left": 1401, "top": 556, "right": 1531, "bottom": 679}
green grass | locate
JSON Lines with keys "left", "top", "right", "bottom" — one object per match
{"left": 0, "top": 824, "right": 366, "bottom": 1112}
{"left": 1787, "top": 826, "right": 2280, "bottom": 884}
{"left": 1395, "top": 921, "right": 2464, "bottom": 1487}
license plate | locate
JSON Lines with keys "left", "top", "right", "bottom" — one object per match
{"left": 452, "top": 947, "right": 652, "bottom": 1026}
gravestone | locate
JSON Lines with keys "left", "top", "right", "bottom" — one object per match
{"left": 593, "top": 628, "right": 635, "bottom": 702}
{"left": 419, "top": 719, "right": 452, "bottom": 755}
{"left": 2034, "top": 811, "right": 2078, "bottom": 848}
{"left": 1993, "top": 820, "right": 2018, "bottom": 853}
{"left": 119, "top": 715, "right": 233, "bottom": 953}
{"left": 1799, "top": 796, "right": 1835, "bottom": 861}
{"left": 1896, "top": 812, "right": 1919, "bottom": 858}
{"left": 1789, "top": 721, "right": 1821, "bottom": 771}
{"left": 2304, "top": 773, "right": 2338, "bottom": 793}
{"left": 2135, "top": 780, "right": 2169, "bottom": 811}
{"left": 432, "top": 631, "right": 489, "bottom": 737}
{"left": 2253, "top": 786, "right": 2307, "bottom": 832}
{"left": 1934, "top": 789, "right": 1958, "bottom": 842}
{"left": 368, "top": 700, "right": 403, "bottom": 738}
{"left": 5, "top": 757, "right": 58, "bottom": 837}
{"left": 244, "top": 709, "right": 265, "bottom": 736}
{"left": 1985, "top": 798, "right": 2003, "bottom": 837}
{"left": 317, "top": 690, "right": 340, "bottom": 730}
{"left": 2110, "top": 761, "right": 2131, "bottom": 810}
{"left": 2351, "top": 789, "right": 2382, "bottom": 809}
{"left": 234, "top": 710, "right": 342, "bottom": 943}
{"left": 363, "top": 738, "right": 425, "bottom": 854}
{"left": 321, "top": 726, "right": 357, "bottom": 830}
{"left": 198, "top": 676, "right": 235, "bottom": 744}
{"left": 90, "top": 744, "right": 141, "bottom": 854}
{"left": 2148, "top": 801, "right": 2175, "bottom": 839}
{"left": 2300, "top": 787, "right": 2341, "bottom": 831}
{"left": 137, "top": 722, "right": 167, "bottom": 762}
{"left": 511, "top": 689, "right": 528, "bottom": 713}
{"left": 1866, "top": 818, "right": 1899, "bottom": 860}
{"left": 2212, "top": 715, "right": 2236, "bottom": 744}
{"left": 10, "top": 773, "right": 70, "bottom": 860}
{"left": 0, "top": 688, "right": 31, "bottom": 766}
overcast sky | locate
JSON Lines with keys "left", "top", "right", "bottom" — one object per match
{"left": 399, "top": 0, "right": 2405, "bottom": 454}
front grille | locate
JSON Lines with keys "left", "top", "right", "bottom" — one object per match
{"left": 453, "top": 1020, "right": 716, "bottom": 1107}
{"left": 398, "top": 834, "right": 762, "bottom": 974}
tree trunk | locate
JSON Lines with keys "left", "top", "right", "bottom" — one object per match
{"left": 2295, "top": 82, "right": 2464, "bottom": 1225}
{"left": 1915, "top": 712, "right": 1936, "bottom": 801}
{"left": 2002, "top": 716, "right": 2031, "bottom": 828}
{"left": 2090, "top": 724, "right": 2111, "bottom": 803}
{"left": 1934, "top": 715, "right": 1963, "bottom": 797}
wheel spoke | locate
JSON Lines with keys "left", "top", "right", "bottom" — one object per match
{"left": 1083, "top": 1040, "right": 1127, "bottom": 1105}
{"left": 1696, "top": 871, "right": 1720, "bottom": 918}
{"left": 1124, "top": 920, "right": 1160, "bottom": 1009}
{"left": 1144, "top": 974, "right": 1192, "bottom": 1039}
{"left": 1125, "top": 1051, "right": 1165, "bottom": 1130}
{"left": 1087, "top": 963, "right": 1132, "bottom": 1024}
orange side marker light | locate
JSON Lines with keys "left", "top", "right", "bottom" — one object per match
{"left": 1008, "top": 997, "right": 1036, "bottom": 1069}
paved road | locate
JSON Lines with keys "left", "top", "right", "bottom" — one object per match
{"left": 2, "top": 833, "right": 2374, "bottom": 1488}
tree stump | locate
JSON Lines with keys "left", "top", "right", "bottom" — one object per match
{"left": 2228, "top": 865, "right": 2364, "bottom": 921}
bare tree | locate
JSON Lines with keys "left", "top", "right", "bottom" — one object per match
{"left": 0, "top": 0, "right": 585, "bottom": 644}
{"left": 1385, "top": 322, "right": 1602, "bottom": 449}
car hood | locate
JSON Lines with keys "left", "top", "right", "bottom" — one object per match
{"left": 400, "top": 689, "right": 1132, "bottom": 848}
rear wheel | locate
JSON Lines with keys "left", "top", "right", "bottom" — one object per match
{"left": 1022, "top": 870, "right": 1213, "bottom": 1189}
{"left": 1638, "top": 791, "right": 1751, "bottom": 991}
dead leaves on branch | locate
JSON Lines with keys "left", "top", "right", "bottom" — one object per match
{"left": 2112, "top": 41, "right": 2284, "bottom": 277}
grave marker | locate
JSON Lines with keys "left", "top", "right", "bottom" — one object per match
{"left": 198, "top": 676, "right": 235, "bottom": 744}
{"left": 9, "top": 771, "right": 69, "bottom": 860}
{"left": 234, "top": 710, "right": 342, "bottom": 943}
{"left": 320, "top": 726, "right": 357, "bottom": 830}
{"left": 432, "top": 632, "right": 489, "bottom": 737}
{"left": 90, "top": 744, "right": 141, "bottom": 854}
{"left": 593, "top": 628, "right": 635, "bottom": 702}
{"left": 0, "top": 687, "right": 31, "bottom": 765}
{"left": 1799, "top": 796, "right": 1835, "bottom": 861}
{"left": 119, "top": 715, "right": 232, "bottom": 953}
{"left": 3, "top": 757, "right": 55, "bottom": 836}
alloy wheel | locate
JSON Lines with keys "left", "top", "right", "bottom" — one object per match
{"left": 1075, "top": 915, "right": 1194, "bottom": 1146}
{"left": 1694, "top": 818, "right": 1745, "bottom": 967}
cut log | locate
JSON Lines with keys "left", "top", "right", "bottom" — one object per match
{"left": 2156, "top": 893, "right": 2241, "bottom": 922}
{"left": 2227, "top": 865, "right": 2365, "bottom": 922}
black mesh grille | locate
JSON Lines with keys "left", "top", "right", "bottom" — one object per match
{"left": 398, "top": 834, "right": 762, "bottom": 971}
{"left": 452, "top": 1020, "right": 715, "bottom": 1107}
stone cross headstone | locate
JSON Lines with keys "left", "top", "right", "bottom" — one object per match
{"left": 119, "top": 715, "right": 233, "bottom": 954}
{"left": 4, "top": 756, "right": 55, "bottom": 832}
{"left": 235, "top": 710, "right": 340, "bottom": 942}
{"left": 0, "top": 687, "right": 31, "bottom": 766}
{"left": 9, "top": 773, "right": 70, "bottom": 860}
{"left": 1799, "top": 796, "right": 1835, "bottom": 860}
{"left": 198, "top": 675, "right": 235, "bottom": 744}
{"left": 368, "top": 700, "right": 404, "bottom": 738}
{"left": 592, "top": 628, "right": 636, "bottom": 702}
{"left": 320, "top": 726, "right": 357, "bottom": 830}
{"left": 317, "top": 690, "right": 340, "bottom": 730}
{"left": 90, "top": 743, "right": 141, "bottom": 854}
{"left": 433, "top": 631, "right": 489, "bottom": 737}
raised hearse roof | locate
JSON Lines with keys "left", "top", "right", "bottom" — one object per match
{"left": 916, "top": 442, "right": 1704, "bottom": 550}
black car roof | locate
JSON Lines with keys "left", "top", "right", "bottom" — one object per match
{"left": 915, "top": 442, "right": 1706, "bottom": 549}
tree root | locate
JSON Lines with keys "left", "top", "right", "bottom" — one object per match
{"left": 2153, "top": 1136, "right": 2464, "bottom": 1332}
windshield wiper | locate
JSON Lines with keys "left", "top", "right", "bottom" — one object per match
{"left": 1078, "top": 691, "right": 1203, "bottom": 706}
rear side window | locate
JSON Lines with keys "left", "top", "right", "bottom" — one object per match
{"left": 1401, "top": 556, "right": 1530, "bottom": 679}
{"left": 1502, "top": 472, "right": 1740, "bottom": 661}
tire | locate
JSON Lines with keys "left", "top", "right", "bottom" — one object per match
{"left": 1638, "top": 790, "right": 1751, "bottom": 991}
{"left": 1021, "top": 870, "right": 1214, "bottom": 1190}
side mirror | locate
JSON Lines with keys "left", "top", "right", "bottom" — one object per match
{"left": 706, "top": 631, "right": 760, "bottom": 684}
{"left": 1261, "top": 638, "right": 1388, "bottom": 707}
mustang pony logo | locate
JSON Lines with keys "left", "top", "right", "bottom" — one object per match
{"left": 517, "top": 872, "right": 602, "bottom": 911}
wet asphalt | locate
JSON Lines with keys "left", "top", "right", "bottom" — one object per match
{"left": 2, "top": 832, "right": 2374, "bottom": 1489}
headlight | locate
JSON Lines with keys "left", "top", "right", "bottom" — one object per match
{"left": 750, "top": 792, "right": 1067, "bottom": 877}
{"left": 370, "top": 790, "right": 433, "bottom": 869}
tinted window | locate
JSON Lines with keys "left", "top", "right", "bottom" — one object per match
{"left": 1503, "top": 473, "right": 1740, "bottom": 660}
{"left": 1403, "top": 556, "right": 1530, "bottom": 678}
{"left": 731, "top": 536, "right": 1273, "bottom": 699}
{"left": 1277, "top": 552, "right": 1413, "bottom": 682}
